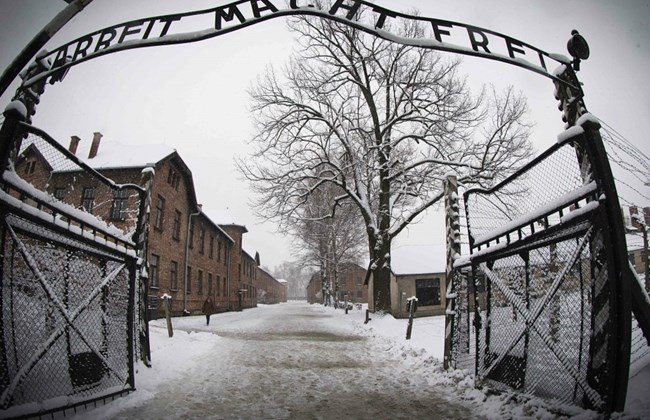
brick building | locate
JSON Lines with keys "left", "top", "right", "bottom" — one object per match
{"left": 625, "top": 207, "right": 649, "bottom": 285}
{"left": 255, "top": 264, "right": 286, "bottom": 304}
{"left": 14, "top": 132, "right": 282, "bottom": 317}
{"left": 306, "top": 263, "right": 367, "bottom": 304}
{"left": 277, "top": 279, "right": 288, "bottom": 302}
{"left": 306, "top": 273, "right": 323, "bottom": 304}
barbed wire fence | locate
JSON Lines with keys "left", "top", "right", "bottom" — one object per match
{"left": 598, "top": 118, "right": 650, "bottom": 382}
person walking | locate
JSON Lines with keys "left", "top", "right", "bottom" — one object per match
{"left": 202, "top": 296, "right": 215, "bottom": 325}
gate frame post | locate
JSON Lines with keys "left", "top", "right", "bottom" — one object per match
{"left": 0, "top": 103, "right": 27, "bottom": 174}
{"left": 580, "top": 118, "right": 631, "bottom": 412}
{"left": 443, "top": 175, "right": 460, "bottom": 370}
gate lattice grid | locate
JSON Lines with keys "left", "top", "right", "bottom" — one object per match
{"left": 448, "top": 123, "right": 632, "bottom": 412}
{"left": 0, "top": 123, "right": 145, "bottom": 417}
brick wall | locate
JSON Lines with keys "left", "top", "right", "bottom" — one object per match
{"left": 257, "top": 267, "right": 283, "bottom": 304}
{"left": 13, "top": 140, "right": 281, "bottom": 318}
{"left": 306, "top": 273, "right": 322, "bottom": 304}
{"left": 335, "top": 264, "right": 368, "bottom": 303}
{"left": 219, "top": 224, "right": 247, "bottom": 310}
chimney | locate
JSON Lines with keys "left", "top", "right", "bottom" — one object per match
{"left": 69, "top": 135, "right": 81, "bottom": 155}
{"left": 630, "top": 206, "right": 641, "bottom": 230}
{"left": 88, "top": 132, "right": 103, "bottom": 159}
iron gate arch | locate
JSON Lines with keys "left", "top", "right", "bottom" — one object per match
{"left": 0, "top": 0, "right": 647, "bottom": 416}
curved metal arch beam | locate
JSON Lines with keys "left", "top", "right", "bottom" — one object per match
{"left": 20, "top": 0, "right": 576, "bottom": 90}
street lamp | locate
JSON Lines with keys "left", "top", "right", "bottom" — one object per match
{"left": 567, "top": 29, "right": 590, "bottom": 71}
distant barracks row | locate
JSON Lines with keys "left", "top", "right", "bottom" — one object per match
{"left": 15, "top": 131, "right": 286, "bottom": 318}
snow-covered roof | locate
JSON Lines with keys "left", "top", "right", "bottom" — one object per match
{"left": 277, "top": 278, "right": 287, "bottom": 283}
{"left": 198, "top": 212, "right": 234, "bottom": 244}
{"left": 242, "top": 248, "right": 255, "bottom": 261}
{"left": 82, "top": 142, "right": 174, "bottom": 170}
{"left": 627, "top": 232, "right": 645, "bottom": 251}
{"left": 20, "top": 135, "right": 175, "bottom": 172}
{"left": 391, "top": 244, "right": 447, "bottom": 276}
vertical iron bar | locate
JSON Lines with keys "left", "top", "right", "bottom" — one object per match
{"left": 443, "top": 175, "right": 460, "bottom": 370}
{"left": 522, "top": 251, "right": 530, "bottom": 391}
{"left": 126, "top": 258, "right": 136, "bottom": 390}
{"left": 0, "top": 213, "right": 7, "bottom": 393}
{"left": 574, "top": 236, "right": 586, "bottom": 402}
{"left": 581, "top": 121, "right": 631, "bottom": 412}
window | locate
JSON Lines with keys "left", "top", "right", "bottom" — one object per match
{"left": 150, "top": 254, "right": 160, "bottom": 288}
{"left": 216, "top": 275, "right": 220, "bottom": 297}
{"left": 155, "top": 195, "right": 165, "bottom": 230}
{"left": 415, "top": 278, "right": 441, "bottom": 306}
{"left": 356, "top": 277, "right": 363, "bottom": 286}
{"left": 187, "top": 267, "right": 192, "bottom": 293}
{"left": 217, "top": 241, "right": 222, "bottom": 262}
{"left": 25, "top": 160, "right": 36, "bottom": 175}
{"left": 167, "top": 167, "right": 180, "bottom": 190}
{"left": 54, "top": 188, "right": 65, "bottom": 200}
{"left": 189, "top": 222, "right": 194, "bottom": 249}
{"left": 209, "top": 236, "right": 214, "bottom": 259}
{"left": 172, "top": 210, "right": 182, "bottom": 240}
{"left": 357, "top": 290, "right": 362, "bottom": 299}
{"left": 208, "top": 273, "right": 213, "bottom": 295}
{"left": 197, "top": 270, "right": 203, "bottom": 295}
{"left": 199, "top": 226, "right": 205, "bottom": 254}
{"left": 81, "top": 187, "right": 95, "bottom": 213}
{"left": 170, "top": 260, "right": 178, "bottom": 290}
{"left": 111, "top": 189, "right": 128, "bottom": 220}
{"left": 222, "top": 277, "right": 226, "bottom": 297}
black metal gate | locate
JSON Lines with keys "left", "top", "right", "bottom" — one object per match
{"left": 446, "top": 117, "right": 636, "bottom": 413}
{"left": 0, "top": 118, "right": 147, "bottom": 418}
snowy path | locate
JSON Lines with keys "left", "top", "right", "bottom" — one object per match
{"left": 80, "top": 302, "right": 473, "bottom": 419}
{"left": 70, "top": 301, "right": 648, "bottom": 419}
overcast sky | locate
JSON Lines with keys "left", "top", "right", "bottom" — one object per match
{"left": 1, "top": 0, "right": 648, "bottom": 270}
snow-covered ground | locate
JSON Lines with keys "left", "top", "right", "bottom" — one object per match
{"left": 68, "top": 301, "right": 647, "bottom": 419}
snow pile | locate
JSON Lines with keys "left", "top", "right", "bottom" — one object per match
{"left": 341, "top": 308, "right": 601, "bottom": 419}
{"left": 71, "top": 326, "right": 219, "bottom": 419}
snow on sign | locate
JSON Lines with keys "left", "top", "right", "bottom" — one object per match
{"left": 25, "top": 0, "right": 570, "bottom": 90}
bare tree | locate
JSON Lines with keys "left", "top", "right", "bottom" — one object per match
{"left": 238, "top": 10, "right": 533, "bottom": 313}
{"left": 272, "top": 260, "right": 310, "bottom": 300}
{"left": 290, "top": 182, "right": 365, "bottom": 305}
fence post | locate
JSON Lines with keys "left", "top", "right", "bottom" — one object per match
{"left": 161, "top": 294, "right": 173, "bottom": 338}
{"left": 405, "top": 297, "right": 417, "bottom": 340}
{"left": 364, "top": 309, "right": 371, "bottom": 324}
{"left": 581, "top": 118, "right": 632, "bottom": 413}
{"left": 443, "top": 175, "right": 460, "bottom": 370}
{"left": 135, "top": 165, "right": 155, "bottom": 366}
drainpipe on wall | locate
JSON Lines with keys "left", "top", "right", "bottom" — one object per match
{"left": 184, "top": 205, "right": 201, "bottom": 314}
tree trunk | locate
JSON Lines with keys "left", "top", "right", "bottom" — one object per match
{"left": 371, "top": 233, "right": 392, "bottom": 313}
